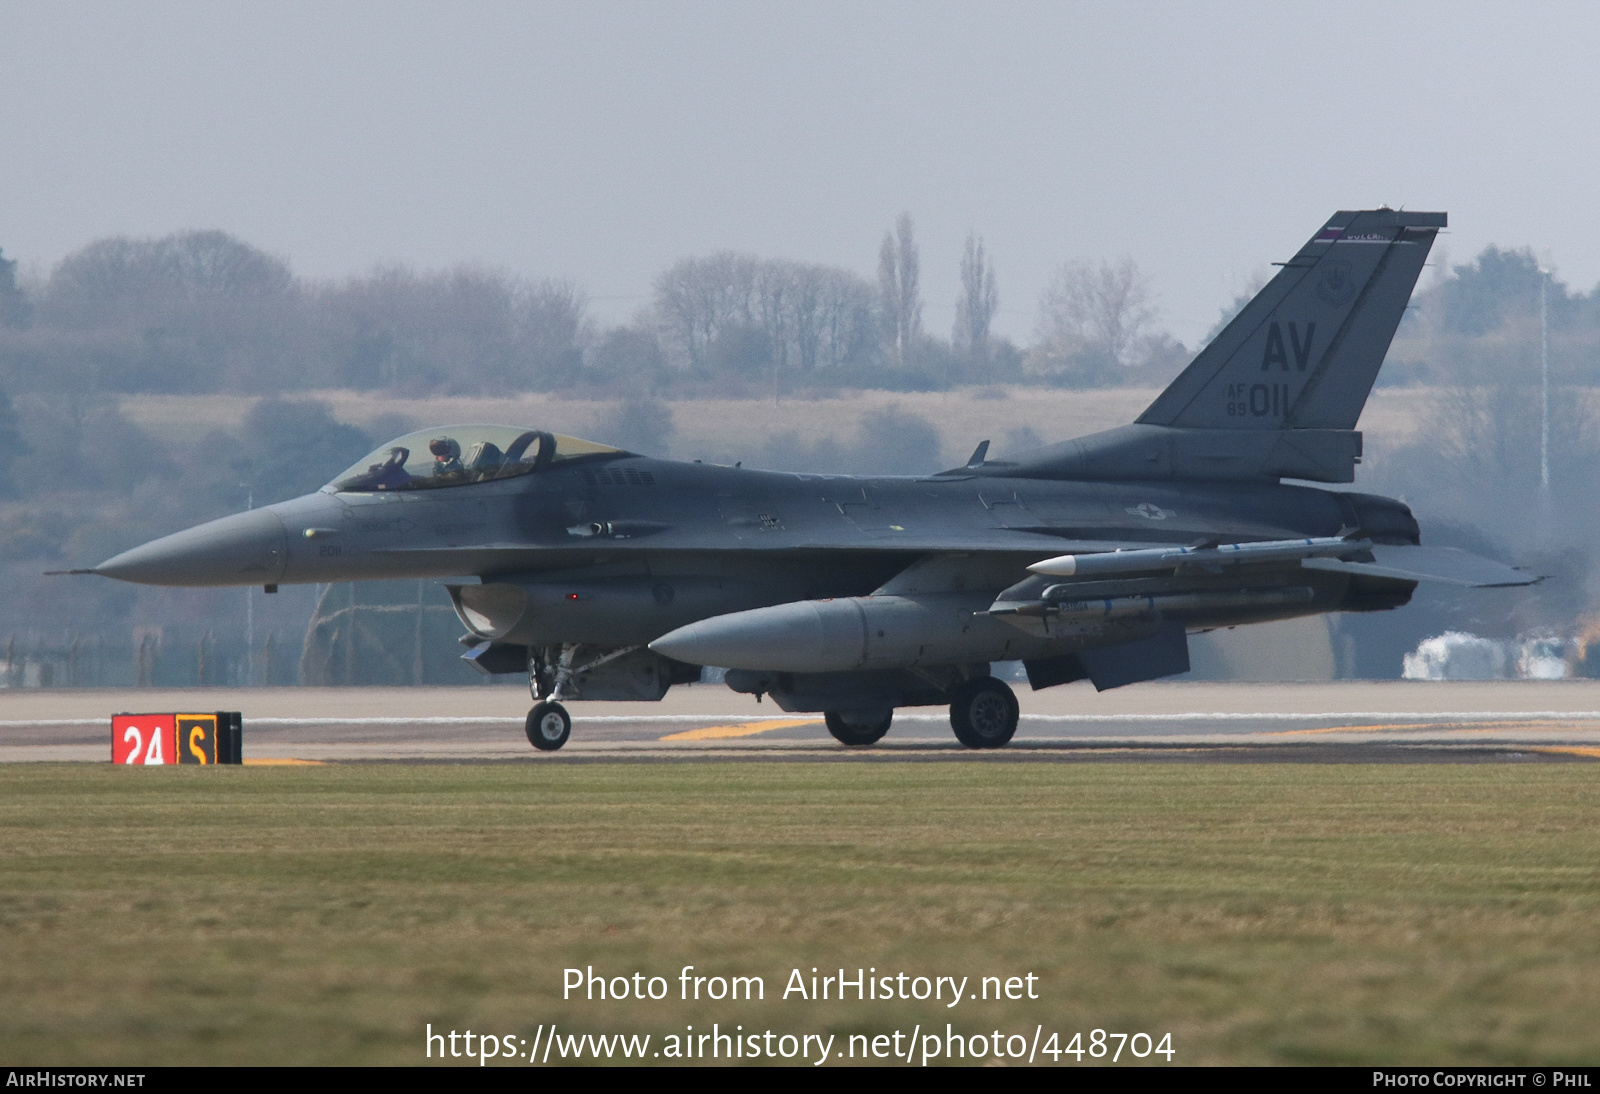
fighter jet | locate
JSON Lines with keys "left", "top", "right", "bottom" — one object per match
{"left": 80, "top": 209, "right": 1533, "bottom": 750}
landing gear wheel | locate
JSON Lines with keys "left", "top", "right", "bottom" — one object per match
{"left": 949, "top": 678, "right": 1019, "bottom": 749}
{"left": 526, "top": 701, "right": 572, "bottom": 751}
{"left": 824, "top": 709, "right": 893, "bottom": 746}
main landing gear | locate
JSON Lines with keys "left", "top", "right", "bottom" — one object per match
{"left": 949, "top": 676, "right": 1019, "bottom": 749}
{"left": 824, "top": 708, "right": 893, "bottom": 746}
{"left": 526, "top": 702, "right": 572, "bottom": 751}
{"left": 820, "top": 676, "right": 1020, "bottom": 750}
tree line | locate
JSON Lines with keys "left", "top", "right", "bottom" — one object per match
{"left": 0, "top": 217, "right": 1204, "bottom": 402}
{"left": 5, "top": 225, "right": 1600, "bottom": 405}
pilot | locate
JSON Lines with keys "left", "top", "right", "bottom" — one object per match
{"left": 429, "top": 437, "right": 464, "bottom": 476}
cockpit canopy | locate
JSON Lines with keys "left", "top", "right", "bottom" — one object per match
{"left": 329, "top": 425, "right": 623, "bottom": 493}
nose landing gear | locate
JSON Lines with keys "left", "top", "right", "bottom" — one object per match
{"left": 526, "top": 644, "right": 576, "bottom": 752}
{"left": 525, "top": 643, "right": 644, "bottom": 752}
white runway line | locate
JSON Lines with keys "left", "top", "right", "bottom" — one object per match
{"left": 911, "top": 711, "right": 1600, "bottom": 723}
{"left": 6, "top": 710, "right": 1600, "bottom": 730}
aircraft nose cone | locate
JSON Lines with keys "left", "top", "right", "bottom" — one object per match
{"left": 95, "top": 509, "right": 289, "bottom": 586}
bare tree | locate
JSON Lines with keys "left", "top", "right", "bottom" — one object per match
{"left": 652, "top": 252, "right": 758, "bottom": 368}
{"left": 896, "top": 214, "right": 921, "bottom": 348}
{"left": 0, "top": 248, "right": 28, "bottom": 327}
{"left": 877, "top": 234, "right": 898, "bottom": 363}
{"left": 755, "top": 261, "right": 793, "bottom": 377}
{"left": 35, "top": 230, "right": 303, "bottom": 393}
{"left": 788, "top": 263, "right": 825, "bottom": 372}
{"left": 317, "top": 266, "right": 587, "bottom": 392}
{"left": 761, "top": 260, "right": 876, "bottom": 374}
{"left": 1035, "top": 257, "right": 1157, "bottom": 374}
{"left": 654, "top": 254, "right": 876, "bottom": 380}
{"left": 953, "top": 233, "right": 998, "bottom": 371}
{"left": 878, "top": 213, "right": 922, "bottom": 368}
{"left": 516, "top": 277, "right": 589, "bottom": 384}
{"left": 43, "top": 231, "right": 294, "bottom": 331}
{"left": 817, "top": 267, "right": 877, "bottom": 370}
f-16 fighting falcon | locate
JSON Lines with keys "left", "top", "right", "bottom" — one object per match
{"left": 79, "top": 209, "right": 1534, "bottom": 750}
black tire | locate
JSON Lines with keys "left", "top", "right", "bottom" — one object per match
{"left": 824, "top": 709, "right": 893, "bottom": 746}
{"left": 949, "top": 678, "right": 1019, "bottom": 749}
{"left": 526, "top": 701, "right": 572, "bottom": 751}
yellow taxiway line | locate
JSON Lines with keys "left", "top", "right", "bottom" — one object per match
{"left": 659, "top": 719, "right": 821, "bottom": 742}
{"left": 242, "top": 758, "right": 325, "bottom": 766}
{"left": 1528, "top": 746, "right": 1600, "bottom": 760}
{"left": 1265, "top": 720, "right": 1582, "bottom": 737}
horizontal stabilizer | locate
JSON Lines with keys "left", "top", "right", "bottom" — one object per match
{"left": 1301, "top": 546, "right": 1536, "bottom": 588}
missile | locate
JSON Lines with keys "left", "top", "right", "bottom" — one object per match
{"left": 989, "top": 585, "right": 1316, "bottom": 620}
{"left": 1027, "top": 536, "right": 1370, "bottom": 579}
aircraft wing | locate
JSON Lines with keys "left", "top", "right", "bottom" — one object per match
{"left": 1301, "top": 545, "right": 1537, "bottom": 587}
{"left": 366, "top": 529, "right": 1180, "bottom": 560}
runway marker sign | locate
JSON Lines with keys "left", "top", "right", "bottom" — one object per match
{"left": 112, "top": 712, "right": 242, "bottom": 764}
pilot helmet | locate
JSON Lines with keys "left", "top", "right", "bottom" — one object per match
{"left": 429, "top": 438, "right": 461, "bottom": 460}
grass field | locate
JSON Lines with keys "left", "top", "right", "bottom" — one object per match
{"left": 3, "top": 762, "right": 1599, "bottom": 1066}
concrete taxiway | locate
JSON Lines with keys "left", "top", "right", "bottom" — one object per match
{"left": 5, "top": 681, "right": 1600, "bottom": 763}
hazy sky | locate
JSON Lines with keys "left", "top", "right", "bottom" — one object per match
{"left": 4, "top": 1, "right": 1598, "bottom": 347}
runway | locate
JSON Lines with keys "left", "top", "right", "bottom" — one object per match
{"left": 6, "top": 680, "right": 1600, "bottom": 763}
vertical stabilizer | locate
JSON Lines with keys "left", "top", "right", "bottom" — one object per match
{"left": 965, "top": 209, "right": 1446, "bottom": 483}
{"left": 1138, "top": 209, "right": 1444, "bottom": 431}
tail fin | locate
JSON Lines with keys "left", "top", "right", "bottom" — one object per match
{"left": 1139, "top": 208, "right": 1444, "bottom": 430}
{"left": 968, "top": 209, "right": 1444, "bottom": 484}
